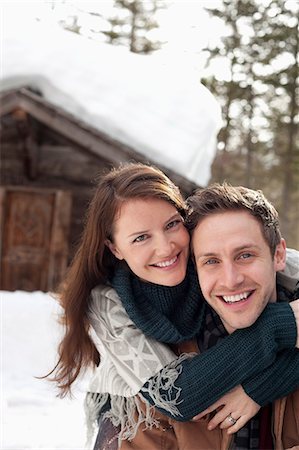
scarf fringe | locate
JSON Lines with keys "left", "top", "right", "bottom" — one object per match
{"left": 84, "top": 391, "right": 109, "bottom": 447}
{"left": 84, "top": 353, "right": 192, "bottom": 448}
{"left": 140, "top": 352, "right": 193, "bottom": 417}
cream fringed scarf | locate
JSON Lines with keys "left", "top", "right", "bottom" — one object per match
{"left": 84, "top": 285, "right": 194, "bottom": 448}
{"left": 86, "top": 260, "right": 207, "bottom": 447}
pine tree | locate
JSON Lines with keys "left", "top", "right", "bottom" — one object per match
{"left": 254, "top": 0, "right": 299, "bottom": 241}
{"left": 203, "top": 0, "right": 299, "bottom": 247}
{"left": 57, "top": 1, "right": 166, "bottom": 55}
{"left": 101, "top": 0, "right": 166, "bottom": 54}
{"left": 202, "top": 0, "right": 263, "bottom": 185}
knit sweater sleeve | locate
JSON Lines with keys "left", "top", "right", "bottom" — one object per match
{"left": 242, "top": 348, "right": 299, "bottom": 406}
{"left": 141, "top": 302, "right": 297, "bottom": 421}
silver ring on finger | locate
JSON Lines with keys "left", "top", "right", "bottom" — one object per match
{"left": 226, "top": 414, "right": 237, "bottom": 425}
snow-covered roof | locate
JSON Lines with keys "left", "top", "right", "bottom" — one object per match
{"left": 1, "top": 17, "right": 222, "bottom": 186}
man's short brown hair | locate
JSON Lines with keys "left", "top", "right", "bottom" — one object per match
{"left": 186, "top": 183, "right": 282, "bottom": 257}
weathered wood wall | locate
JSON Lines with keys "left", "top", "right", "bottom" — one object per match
{"left": 0, "top": 92, "right": 198, "bottom": 291}
{"left": 1, "top": 111, "right": 111, "bottom": 262}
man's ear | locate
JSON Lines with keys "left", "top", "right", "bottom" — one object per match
{"left": 105, "top": 239, "right": 124, "bottom": 260}
{"left": 274, "top": 238, "right": 286, "bottom": 272}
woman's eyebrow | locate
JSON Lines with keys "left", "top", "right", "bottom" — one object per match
{"left": 127, "top": 213, "right": 182, "bottom": 238}
{"left": 127, "top": 229, "right": 149, "bottom": 238}
{"left": 167, "top": 212, "right": 182, "bottom": 221}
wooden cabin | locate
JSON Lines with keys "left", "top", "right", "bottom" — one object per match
{"left": 0, "top": 87, "right": 197, "bottom": 292}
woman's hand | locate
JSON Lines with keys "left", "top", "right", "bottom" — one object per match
{"left": 290, "top": 299, "right": 299, "bottom": 348}
{"left": 192, "top": 385, "right": 260, "bottom": 434}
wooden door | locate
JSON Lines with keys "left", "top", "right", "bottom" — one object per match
{"left": 0, "top": 187, "right": 72, "bottom": 292}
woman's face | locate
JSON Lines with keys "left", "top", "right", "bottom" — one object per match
{"left": 107, "top": 198, "right": 190, "bottom": 286}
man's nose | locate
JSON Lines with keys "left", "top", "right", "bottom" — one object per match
{"left": 221, "top": 263, "right": 244, "bottom": 289}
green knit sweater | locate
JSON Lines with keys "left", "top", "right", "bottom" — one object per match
{"left": 113, "top": 264, "right": 298, "bottom": 420}
{"left": 142, "top": 303, "right": 298, "bottom": 420}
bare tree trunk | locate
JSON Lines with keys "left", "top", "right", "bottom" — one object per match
{"left": 129, "top": 3, "right": 137, "bottom": 52}
{"left": 217, "top": 66, "right": 236, "bottom": 182}
{"left": 281, "top": 16, "right": 298, "bottom": 239}
{"left": 245, "top": 85, "right": 254, "bottom": 188}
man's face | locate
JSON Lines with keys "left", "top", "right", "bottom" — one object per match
{"left": 192, "top": 210, "right": 286, "bottom": 334}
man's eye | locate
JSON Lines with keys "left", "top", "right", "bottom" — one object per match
{"left": 133, "top": 234, "right": 147, "bottom": 243}
{"left": 239, "top": 253, "right": 252, "bottom": 260}
{"left": 205, "top": 259, "right": 218, "bottom": 265}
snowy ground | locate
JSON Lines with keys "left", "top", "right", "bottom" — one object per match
{"left": 1, "top": 290, "right": 91, "bottom": 450}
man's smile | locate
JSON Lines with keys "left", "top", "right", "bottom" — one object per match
{"left": 219, "top": 290, "right": 254, "bottom": 304}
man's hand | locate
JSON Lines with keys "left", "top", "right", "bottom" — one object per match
{"left": 192, "top": 385, "right": 260, "bottom": 434}
{"left": 290, "top": 299, "right": 299, "bottom": 348}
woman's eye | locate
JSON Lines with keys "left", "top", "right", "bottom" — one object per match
{"left": 166, "top": 219, "right": 181, "bottom": 230}
{"left": 133, "top": 234, "right": 147, "bottom": 243}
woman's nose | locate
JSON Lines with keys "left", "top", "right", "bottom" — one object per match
{"left": 155, "top": 234, "right": 173, "bottom": 257}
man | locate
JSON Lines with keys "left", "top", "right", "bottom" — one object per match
{"left": 187, "top": 183, "right": 299, "bottom": 450}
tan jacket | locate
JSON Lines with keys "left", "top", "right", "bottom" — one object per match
{"left": 273, "top": 390, "right": 299, "bottom": 450}
{"left": 120, "top": 340, "right": 299, "bottom": 450}
{"left": 168, "top": 389, "right": 299, "bottom": 450}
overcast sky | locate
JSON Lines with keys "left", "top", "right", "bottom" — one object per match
{"left": 1, "top": 0, "right": 227, "bottom": 76}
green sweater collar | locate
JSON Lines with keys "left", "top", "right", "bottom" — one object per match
{"left": 112, "top": 260, "right": 205, "bottom": 344}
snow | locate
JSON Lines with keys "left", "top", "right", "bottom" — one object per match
{"left": 2, "top": 290, "right": 90, "bottom": 449}
{"left": 1, "top": 10, "right": 222, "bottom": 186}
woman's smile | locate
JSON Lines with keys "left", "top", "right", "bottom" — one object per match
{"left": 151, "top": 254, "right": 179, "bottom": 268}
{"left": 107, "top": 198, "right": 190, "bottom": 286}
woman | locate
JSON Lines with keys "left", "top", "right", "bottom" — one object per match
{"left": 49, "top": 163, "right": 299, "bottom": 449}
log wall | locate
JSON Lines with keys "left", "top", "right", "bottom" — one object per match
{"left": 1, "top": 111, "right": 111, "bottom": 261}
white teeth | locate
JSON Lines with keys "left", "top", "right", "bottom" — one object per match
{"left": 222, "top": 292, "right": 250, "bottom": 304}
{"left": 155, "top": 256, "right": 177, "bottom": 268}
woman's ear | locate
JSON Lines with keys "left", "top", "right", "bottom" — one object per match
{"left": 105, "top": 239, "right": 124, "bottom": 260}
{"left": 274, "top": 238, "right": 286, "bottom": 272}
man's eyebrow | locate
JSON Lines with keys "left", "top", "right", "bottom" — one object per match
{"left": 195, "top": 252, "right": 218, "bottom": 260}
{"left": 233, "top": 244, "right": 260, "bottom": 253}
{"left": 194, "top": 244, "right": 260, "bottom": 259}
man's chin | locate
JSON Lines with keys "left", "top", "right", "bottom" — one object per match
{"left": 223, "top": 317, "right": 258, "bottom": 334}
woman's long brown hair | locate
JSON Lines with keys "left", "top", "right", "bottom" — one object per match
{"left": 48, "top": 163, "right": 187, "bottom": 397}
